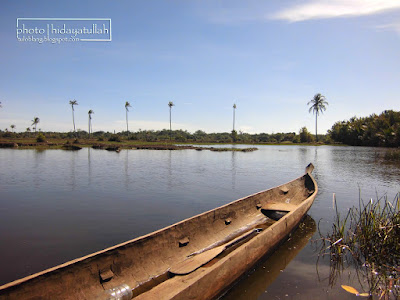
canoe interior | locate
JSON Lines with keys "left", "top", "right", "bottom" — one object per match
{"left": 0, "top": 167, "right": 317, "bottom": 300}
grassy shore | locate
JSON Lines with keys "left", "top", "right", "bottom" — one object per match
{"left": 0, "top": 137, "right": 260, "bottom": 152}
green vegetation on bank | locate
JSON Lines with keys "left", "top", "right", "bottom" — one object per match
{"left": 329, "top": 110, "right": 400, "bottom": 147}
{"left": 0, "top": 128, "right": 327, "bottom": 145}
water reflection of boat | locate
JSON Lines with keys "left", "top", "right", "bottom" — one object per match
{"left": 221, "top": 215, "right": 316, "bottom": 300}
{"left": 0, "top": 164, "right": 318, "bottom": 300}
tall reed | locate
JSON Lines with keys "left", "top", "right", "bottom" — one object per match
{"left": 317, "top": 193, "right": 400, "bottom": 298}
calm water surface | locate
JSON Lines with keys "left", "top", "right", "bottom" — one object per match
{"left": 0, "top": 146, "right": 399, "bottom": 298}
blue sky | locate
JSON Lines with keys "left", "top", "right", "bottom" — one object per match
{"left": 1, "top": 0, "right": 400, "bottom": 134}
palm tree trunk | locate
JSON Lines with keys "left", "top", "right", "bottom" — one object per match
{"left": 88, "top": 117, "right": 90, "bottom": 139}
{"left": 72, "top": 109, "right": 76, "bottom": 133}
{"left": 233, "top": 109, "right": 235, "bottom": 131}
{"left": 126, "top": 110, "right": 129, "bottom": 132}
{"left": 315, "top": 114, "right": 318, "bottom": 142}
{"left": 169, "top": 107, "right": 172, "bottom": 141}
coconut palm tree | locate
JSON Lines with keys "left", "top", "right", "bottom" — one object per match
{"left": 88, "top": 109, "right": 94, "bottom": 138}
{"left": 168, "top": 101, "right": 174, "bottom": 141}
{"left": 308, "top": 93, "right": 328, "bottom": 142}
{"left": 10, "top": 124, "right": 15, "bottom": 132}
{"left": 31, "top": 117, "right": 40, "bottom": 133}
{"left": 125, "top": 101, "right": 132, "bottom": 132}
{"left": 69, "top": 100, "right": 78, "bottom": 133}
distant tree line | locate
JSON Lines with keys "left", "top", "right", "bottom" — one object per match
{"left": 0, "top": 128, "right": 326, "bottom": 144}
{"left": 328, "top": 110, "right": 400, "bottom": 147}
{"left": 3, "top": 110, "right": 400, "bottom": 147}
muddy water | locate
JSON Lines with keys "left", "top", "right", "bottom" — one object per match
{"left": 0, "top": 146, "right": 399, "bottom": 298}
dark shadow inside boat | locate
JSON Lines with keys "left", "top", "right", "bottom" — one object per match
{"left": 261, "top": 209, "right": 289, "bottom": 221}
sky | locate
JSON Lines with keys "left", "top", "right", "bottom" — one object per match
{"left": 0, "top": 0, "right": 400, "bottom": 134}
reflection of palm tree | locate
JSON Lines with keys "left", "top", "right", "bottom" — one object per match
{"left": 308, "top": 93, "right": 328, "bottom": 142}
{"left": 69, "top": 100, "right": 78, "bottom": 133}
{"left": 125, "top": 101, "right": 131, "bottom": 132}
{"left": 168, "top": 101, "right": 174, "bottom": 141}
{"left": 88, "top": 109, "right": 94, "bottom": 138}
{"left": 31, "top": 117, "right": 40, "bottom": 133}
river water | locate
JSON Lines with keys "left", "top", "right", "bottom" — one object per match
{"left": 0, "top": 146, "right": 399, "bottom": 298}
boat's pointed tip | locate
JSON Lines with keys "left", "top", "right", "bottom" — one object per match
{"left": 305, "top": 163, "right": 314, "bottom": 174}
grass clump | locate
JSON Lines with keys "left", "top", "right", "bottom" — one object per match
{"left": 318, "top": 193, "right": 400, "bottom": 298}
{"left": 384, "top": 150, "right": 400, "bottom": 161}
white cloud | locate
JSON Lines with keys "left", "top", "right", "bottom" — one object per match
{"left": 271, "top": 0, "right": 400, "bottom": 22}
{"left": 375, "top": 22, "right": 400, "bottom": 35}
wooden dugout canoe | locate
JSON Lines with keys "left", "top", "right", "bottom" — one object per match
{"left": 0, "top": 164, "right": 318, "bottom": 300}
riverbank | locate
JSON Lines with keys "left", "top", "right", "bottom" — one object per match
{"left": 0, "top": 137, "right": 329, "bottom": 150}
{"left": 0, "top": 138, "right": 258, "bottom": 152}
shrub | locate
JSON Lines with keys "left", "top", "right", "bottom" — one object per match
{"left": 299, "top": 127, "right": 314, "bottom": 143}
{"left": 108, "top": 135, "right": 121, "bottom": 142}
{"left": 2, "top": 131, "right": 12, "bottom": 138}
{"left": 36, "top": 133, "right": 46, "bottom": 143}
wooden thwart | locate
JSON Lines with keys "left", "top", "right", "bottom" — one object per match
{"left": 262, "top": 202, "right": 297, "bottom": 212}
